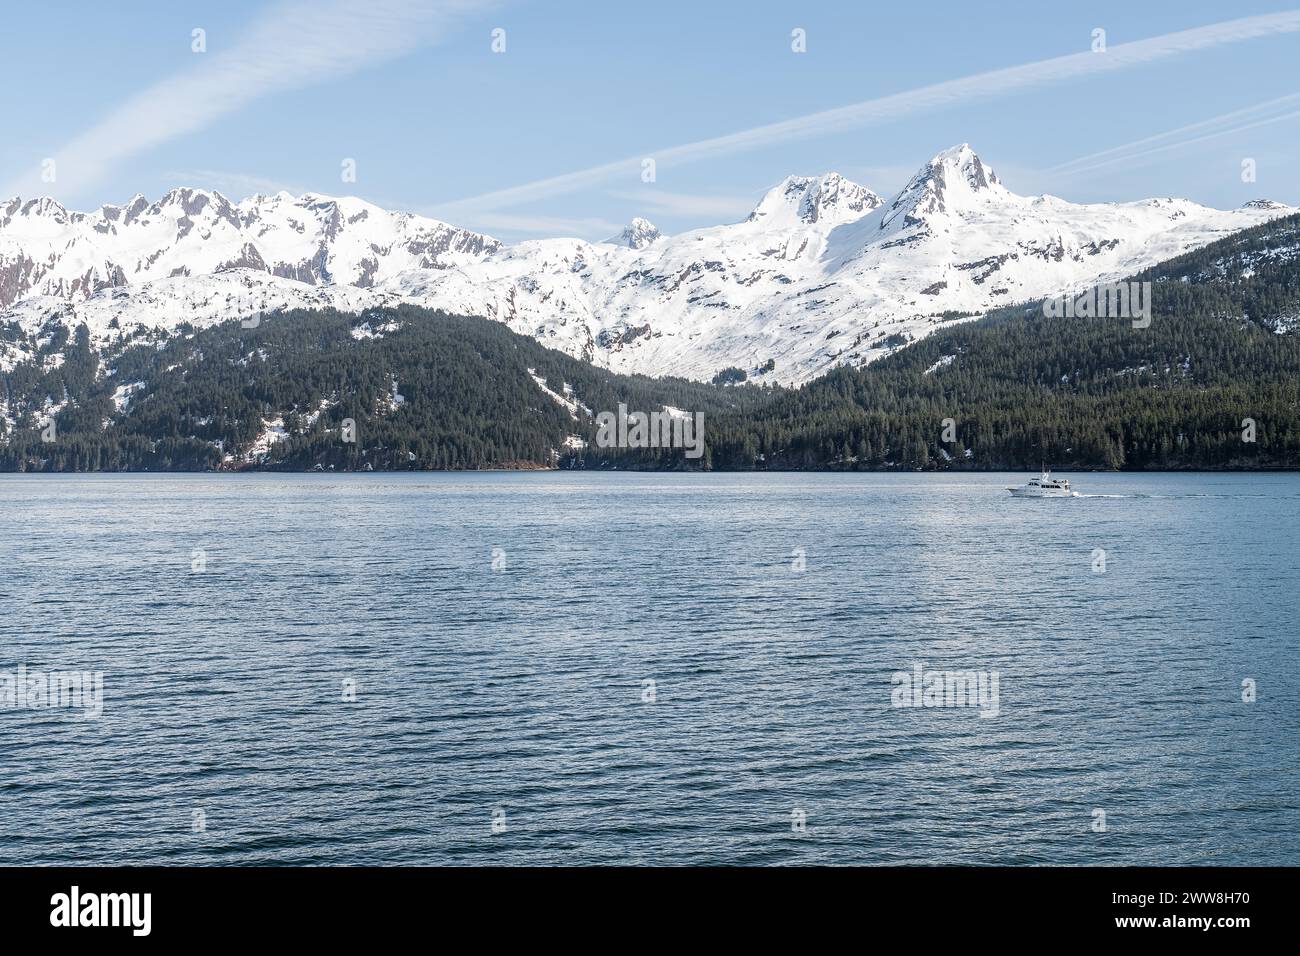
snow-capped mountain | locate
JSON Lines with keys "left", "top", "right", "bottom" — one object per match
{"left": 604, "top": 217, "right": 662, "bottom": 249}
{"left": 0, "top": 188, "right": 497, "bottom": 307}
{"left": 2, "top": 145, "right": 1292, "bottom": 384}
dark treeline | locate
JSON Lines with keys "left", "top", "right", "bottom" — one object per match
{"left": 3, "top": 214, "right": 1299, "bottom": 472}
{"left": 0, "top": 305, "right": 770, "bottom": 471}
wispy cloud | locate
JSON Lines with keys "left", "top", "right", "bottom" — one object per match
{"left": 5, "top": 0, "right": 494, "bottom": 201}
{"left": 439, "top": 210, "right": 626, "bottom": 238}
{"left": 605, "top": 189, "right": 756, "bottom": 222}
{"left": 1048, "top": 91, "right": 1300, "bottom": 178}
{"left": 438, "top": 11, "right": 1300, "bottom": 216}
{"left": 164, "top": 169, "right": 305, "bottom": 199}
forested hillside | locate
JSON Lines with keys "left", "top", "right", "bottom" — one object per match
{"left": 0, "top": 306, "right": 772, "bottom": 471}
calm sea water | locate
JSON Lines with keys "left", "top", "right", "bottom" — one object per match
{"left": 1, "top": 472, "right": 1297, "bottom": 865}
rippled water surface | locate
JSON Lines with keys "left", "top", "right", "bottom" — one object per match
{"left": 2, "top": 472, "right": 1297, "bottom": 865}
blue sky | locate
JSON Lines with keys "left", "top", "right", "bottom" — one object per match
{"left": 3, "top": 0, "right": 1299, "bottom": 241}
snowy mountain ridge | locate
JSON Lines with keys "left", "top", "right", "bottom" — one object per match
{"left": 2, "top": 144, "right": 1292, "bottom": 385}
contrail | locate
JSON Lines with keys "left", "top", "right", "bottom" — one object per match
{"left": 1049, "top": 91, "right": 1300, "bottom": 177}
{"left": 437, "top": 11, "right": 1300, "bottom": 216}
{"left": 3, "top": 0, "right": 496, "bottom": 201}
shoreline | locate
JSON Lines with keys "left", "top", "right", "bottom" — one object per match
{"left": 4, "top": 467, "right": 1300, "bottom": 477}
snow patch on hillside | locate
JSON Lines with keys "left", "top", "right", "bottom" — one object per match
{"left": 527, "top": 368, "right": 583, "bottom": 420}
{"left": 111, "top": 381, "right": 146, "bottom": 411}
{"left": 246, "top": 417, "right": 288, "bottom": 459}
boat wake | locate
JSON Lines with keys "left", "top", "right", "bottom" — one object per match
{"left": 1072, "top": 492, "right": 1281, "bottom": 499}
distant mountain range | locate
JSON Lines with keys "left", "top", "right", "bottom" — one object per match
{"left": 3, "top": 211, "right": 1299, "bottom": 472}
{"left": 1, "top": 145, "right": 1291, "bottom": 385}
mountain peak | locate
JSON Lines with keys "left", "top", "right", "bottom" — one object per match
{"left": 605, "top": 217, "right": 662, "bottom": 249}
{"left": 18, "top": 197, "right": 69, "bottom": 219}
{"left": 1241, "top": 198, "right": 1286, "bottom": 211}
{"left": 750, "top": 172, "right": 881, "bottom": 226}
{"left": 880, "top": 144, "right": 1008, "bottom": 231}
{"left": 152, "top": 186, "right": 235, "bottom": 219}
{"left": 912, "top": 144, "right": 1001, "bottom": 194}
{"left": 799, "top": 172, "right": 883, "bottom": 224}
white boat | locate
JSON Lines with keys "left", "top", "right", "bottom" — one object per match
{"left": 1007, "top": 469, "right": 1074, "bottom": 497}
